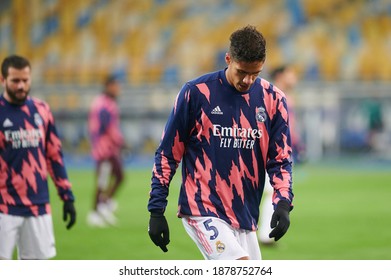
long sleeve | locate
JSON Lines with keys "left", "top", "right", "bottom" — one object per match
{"left": 43, "top": 103, "right": 74, "bottom": 202}
{"left": 264, "top": 85, "right": 294, "bottom": 208}
{"left": 148, "top": 85, "right": 191, "bottom": 212}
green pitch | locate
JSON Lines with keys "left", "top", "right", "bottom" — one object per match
{"left": 49, "top": 160, "right": 391, "bottom": 260}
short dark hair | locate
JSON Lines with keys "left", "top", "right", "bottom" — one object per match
{"left": 104, "top": 74, "right": 119, "bottom": 87}
{"left": 1, "top": 55, "right": 31, "bottom": 78}
{"left": 229, "top": 25, "right": 266, "bottom": 63}
{"left": 270, "top": 65, "right": 288, "bottom": 81}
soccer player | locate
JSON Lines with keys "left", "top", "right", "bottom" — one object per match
{"left": 258, "top": 65, "right": 300, "bottom": 245}
{"left": 87, "top": 75, "right": 125, "bottom": 227}
{"left": 148, "top": 25, "right": 294, "bottom": 260}
{"left": 0, "top": 55, "right": 76, "bottom": 260}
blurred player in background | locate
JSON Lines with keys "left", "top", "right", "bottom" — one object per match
{"left": 258, "top": 64, "right": 301, "bottom": 245}
{"left": 87, "top": 75, "right": 125, "bottom": 227}
{"left": 0, "top": 55, "right": 76, "bottom": 259}
{"left": 148, "top": 25, "right": 294, "bottom": 260}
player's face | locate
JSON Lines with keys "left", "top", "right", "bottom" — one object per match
{"left": 1, "top": 66, "right": 31, "bottom": 105}
{"left": 225, "top": 53, "right": 264, "bottom": 93}
{"left": 106, "top": 81, "right": 121, "bottom": 98}
{"left": 281, "top": 68, "right": 298, "bottom": 92}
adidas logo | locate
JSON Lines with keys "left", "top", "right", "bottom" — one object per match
{"left": 211, "top": 106, "right": 223, "bottom": 115}
{"left": 3, "top": 118, "right": 13, "bottom": 127}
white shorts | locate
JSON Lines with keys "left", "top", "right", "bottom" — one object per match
{"left": 0, "top": 213, "right": 56, "bottom": 260}
{"left": 182, "top": 216, "right": 261, "bottom": 260}
{"left": 97, "top": 160, "right": 112, "bottom": 190}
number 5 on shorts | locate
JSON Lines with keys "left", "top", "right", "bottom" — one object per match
{"left": 203, "top": 218, "right": 219, "bottom": 240}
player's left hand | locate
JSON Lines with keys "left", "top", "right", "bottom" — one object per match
{"left": 269, "top": 200, "right": 291, "bottom": 241}
{"left": 63, "top": 201, "right": 76, "bottom": 230}
{"left": 148, "top": 212, "right": 170, "bottom": 252}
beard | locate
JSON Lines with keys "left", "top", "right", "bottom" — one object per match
{"left": 5, "top": 83, "right": 30, "bottom": 105}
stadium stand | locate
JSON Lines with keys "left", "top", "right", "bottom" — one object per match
{"left": 1, "top": 0, "right": 390, "bottom": 86}
{"left": 1, "top": 0, "right": 391, "bottom": 160}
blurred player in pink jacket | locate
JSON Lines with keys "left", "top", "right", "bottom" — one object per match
{"left": 87, "top": 75, "right": 125, "bottom": 227}
{"left": 0, "top": 55, "right": 76, "bottom": 259}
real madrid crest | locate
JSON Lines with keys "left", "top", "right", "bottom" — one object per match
{"left": 215, "top": 241, "right": 225, "bottom": 253}
{"left": 255, "top": 106, "right": 267, "bottom": 122}
{"left": 34, "top": 113, "right": 43, "bottom": 126}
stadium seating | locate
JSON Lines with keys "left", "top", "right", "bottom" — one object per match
{"left": 1, "top": 0, "right": 390, "bottom": 85}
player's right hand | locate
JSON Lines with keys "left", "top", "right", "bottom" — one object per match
{"left": 148, "top": 212, "right": 170, "bottom": 252}
{"left": 63, "top": 200, "right": 76, "bottom": 230}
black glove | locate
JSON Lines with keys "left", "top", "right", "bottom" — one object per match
{"left": 148, "top": 212, "right": 170, "bottom": 252}
{"left": 269, "top": 200, "right": 291, "bottom": 241}
{"left": 63, "top": 200, "right": 76, "bottom": 230}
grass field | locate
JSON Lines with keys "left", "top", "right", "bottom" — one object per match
{"left": 48, "top": 159, "right": 391, "bottom": 260}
